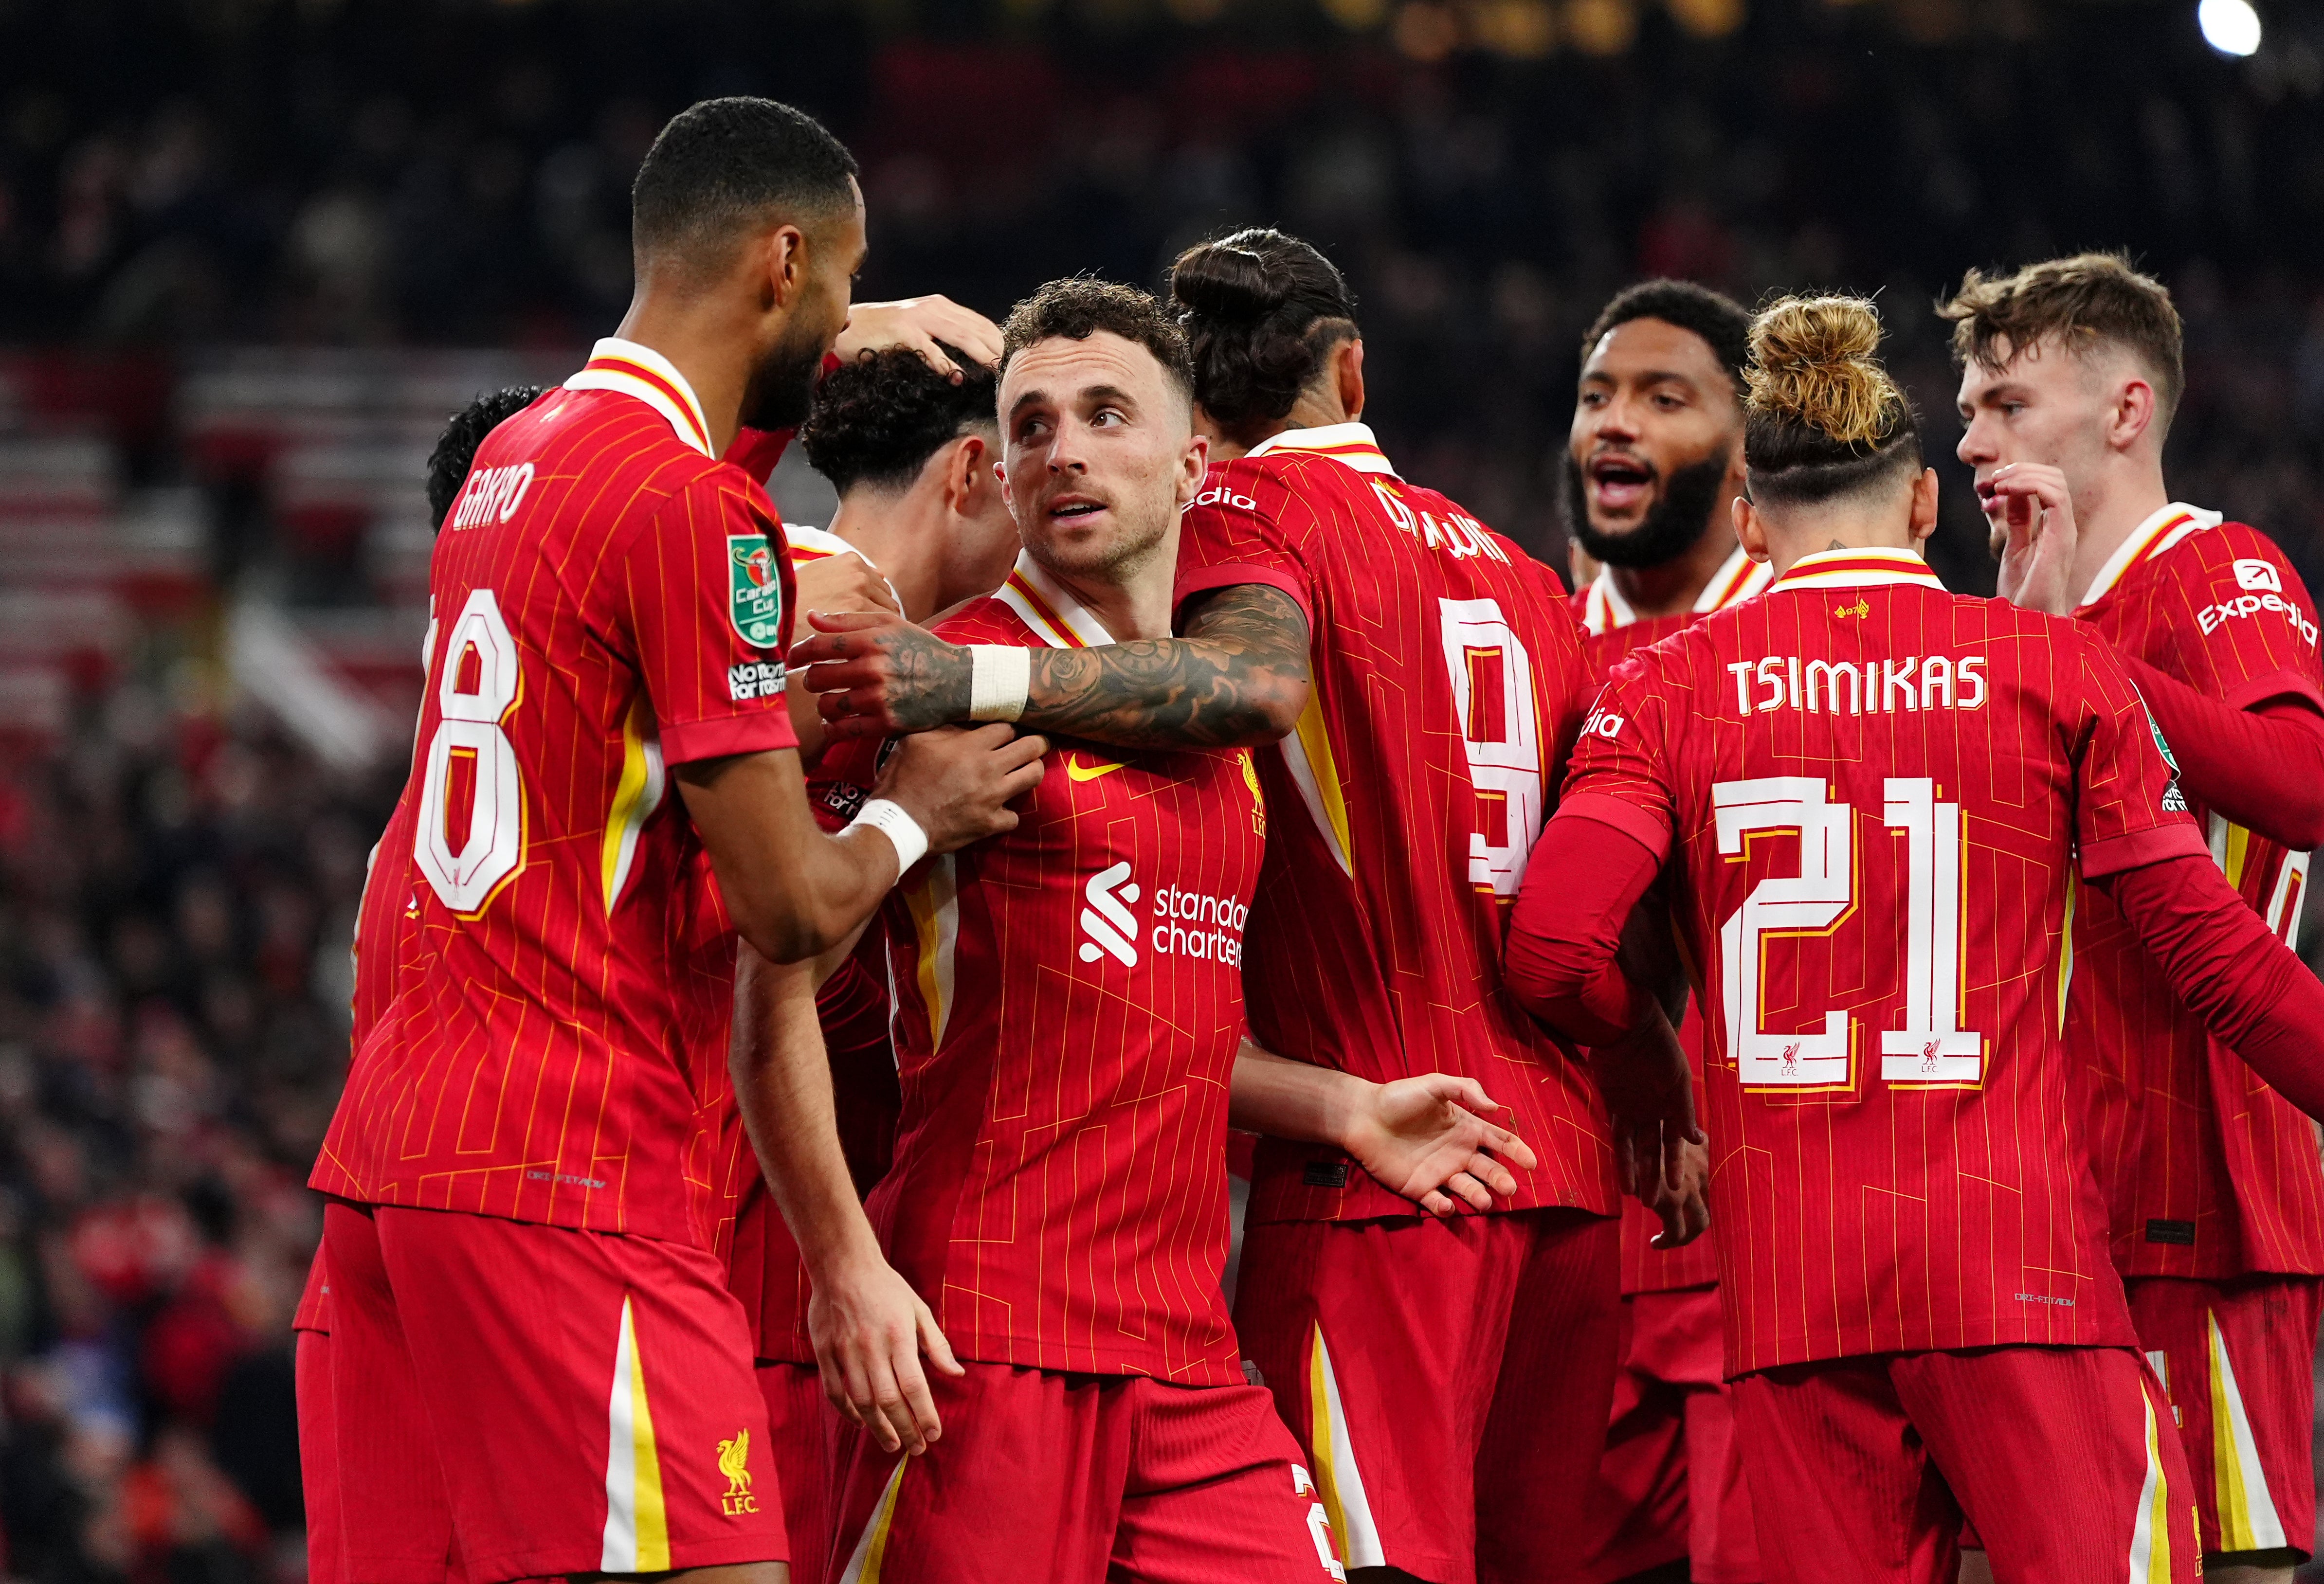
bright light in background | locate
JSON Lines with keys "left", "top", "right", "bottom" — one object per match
{"left": 2199, "top": 0, "right": 2262, "bottom": 57}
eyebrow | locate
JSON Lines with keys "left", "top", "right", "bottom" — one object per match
{"left": 1582, "top": 368, "right": 1700, "bottom": 389}
{"left": 1006, "top": 382, "right": 1142, "bottom": 424}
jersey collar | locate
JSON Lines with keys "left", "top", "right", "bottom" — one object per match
{"left": 2077, "top": 501, "right": 2221, "bottom": 608}
{"left": 1768, "top": 547, "right": 1945, "bottom": 594}
{"left": 1580, "top": 542, "right": 1772, "bottom": 635}
{"left": 1243, "top": 422, "right": 1400, "bottom": 478}
{"left": 996, "top": 550, "right": 1117, "bottom": 648}
{"left": 564, "top": 337, "right": 715, "bottom": 458}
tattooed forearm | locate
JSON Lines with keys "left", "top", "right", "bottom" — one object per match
{"left": 1019, "top": 584, "right": 1312, "bottom": 749}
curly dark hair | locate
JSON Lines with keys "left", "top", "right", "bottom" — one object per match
{"left": 999, "top": 278, "right": 1192, "bottom": 401}
{"left": 797, "top": 345, "right": 998, "bottom": 496}
{"left": 1580, "top": 279, "right": 1753, "bottom": 398}
{"left": 1167, "top": 229, "right": 1357, "bottom": 447}
{"left": 426, "top": 385, "right": 544, "bottom": 531}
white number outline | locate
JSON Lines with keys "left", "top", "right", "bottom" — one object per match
{"left": 414, "top": 588, "right": 526, "bottom": 914}
{"left": 1436, "top": 597, "right": 1543, "bottom": 898}
{"left": 1714, "top": 775, "right": 1987, "bottom": 1091}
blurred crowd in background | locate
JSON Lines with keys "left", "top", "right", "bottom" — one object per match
{"left": 4, "top": 0, "right": 2324, "bottom": 1577}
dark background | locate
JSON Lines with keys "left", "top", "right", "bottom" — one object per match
{"left": 2, "top": 0, "right": 2324, "bottom": 1576}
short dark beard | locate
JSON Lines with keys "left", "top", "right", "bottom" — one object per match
{"left": 1562, "top": 450, "right": 1730, "bottom": 571}
{"left": 740, "top": 319, "right": 829, "bottom": 432}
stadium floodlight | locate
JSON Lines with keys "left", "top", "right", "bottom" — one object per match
{"left": 2198, "top": 0, "right": 2262, "bottom": 57}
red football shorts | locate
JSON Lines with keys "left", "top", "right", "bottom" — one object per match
{"left": 1233, "top": 1207, "right": 1621, "bottom": 1584}
{"left": 1731, "top": 1345, "right": 2198, "bottom": 1584}
{"left": 2128, "top": 1274, "right": 2323, "bottom": 1565}
{"left": 1576, "top": 1283, "right": 1760, "bottom": 1584}
{"left": 322, "top": 1200, "right": 785, "bottom": 1584}
{"left": 296, "top": 1328, "right": 343, "bottom": 1584}
{"left": 760, "top": 1360, "right": 840, "bottom": 1584}
{"left": 824, "top": 1364, "right": 1343, "bottom": 1583}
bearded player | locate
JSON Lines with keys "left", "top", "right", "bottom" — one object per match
{"left": 1507, "top": 292, "right": 2324, "bottom": 1583}
{"left": 305, "top": 99, "right": 1047, "bottom": 1584}
{"left": 799, "top": 232, "right": 1678, "bottom": 1584}
{"left": 1949, "top": 253, "right": 2324, "bottom": 1584}
{"left": 1563, "top": 279, "right": 1764, "bottom": 1584}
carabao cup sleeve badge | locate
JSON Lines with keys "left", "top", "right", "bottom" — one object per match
{"left": 728, "top": 532, "right": 785, "bottom": 648}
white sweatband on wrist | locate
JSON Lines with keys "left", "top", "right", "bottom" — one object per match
{"left": 967, "top": 644, "right": 1031, "bottom": 723}
{"left": 850, "top": 798, "right": 929, "bottom": 875}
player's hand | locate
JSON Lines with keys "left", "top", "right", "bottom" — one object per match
{"left": 808, "top": 1252, "right": 964, "bottom": 1456}
{"left": 876, "top": 723, "right": 1049, "bottom": 855}
{"left": 1642, "top": 1136, "right": 1711, "bottom": 1249}
{"left": 834, "top": 295, "right": 1004, "bottom": 382}
{"left": 1343, "top": 1074, "right": 1539, "bottom": 1216}
{"left": 1588, "top": 1008, "right": 1707, "bottom": 1205}
{"left": 1982, "top": 462, "right": 2079, "bottom": 616}
{"left": 798, "top": 611, "right": 974, "bottom": 738}
{"left": 794, "top": 551, "right": 900, "bottom": 622}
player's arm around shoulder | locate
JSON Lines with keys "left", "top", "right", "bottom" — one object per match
{"left": 791, "top": 469, "right": 1315, "bottom": 751}
{"left": 628, "top": 475, "right": 1046, "bottom": 963}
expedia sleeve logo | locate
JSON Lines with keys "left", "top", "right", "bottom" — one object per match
{"left": 727, "top": 532, "right": 784, "bottom": 648}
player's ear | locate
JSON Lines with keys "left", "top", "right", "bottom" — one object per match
{"left": 760, "top": 223, "right": 808, "bottom": 309}
{"left": 948, "top": 435, "right": 987, "bottom": 512}
{"left": 1908, "top": 468, "right": 1941, "bottom": 547}
{"left": 2111, "top": 375, "right": 2158, "bottom": 454}
{"left": 1733, "top": 495, "right": 1770, "bottom": 563}
{"left": 1336, "top": 339, "right": 1366, "bottom": 422}
{"left": 1176, "top": 432, "right": 1209, "bottom": 505}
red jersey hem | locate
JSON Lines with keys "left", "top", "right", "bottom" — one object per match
{"left": 1559, "top": 793, "right": 1675, "bottom": 860}
{"left": 948, "top": 1343, "right": 1246, "bottom": 1388}
{"left": 2078, "top": 822, "right": 2212, "bottom": 880}
{"left": 659, "top": 710, "right": 799, "bottom": 766}
{"left": 1172, "top": 563, "right": 1314, "bottom": 629}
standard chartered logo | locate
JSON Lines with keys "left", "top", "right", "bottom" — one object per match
{"left": 1075, "top": 860, "right": 1249, "bottom": 969}
{"left": 1078, "top": 861, "right": 1142, "bottom": 966}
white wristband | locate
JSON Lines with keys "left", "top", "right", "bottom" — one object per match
{"left": 850, "top": 798, "right": 929, "bottom": 875}
{"left": 967, "top": 644, "right": 1031, "bottom": 723}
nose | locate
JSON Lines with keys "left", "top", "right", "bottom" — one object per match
{"left": 1046, "top": 425, "right": 1090, "bottom": 474}
{"left": 1955, "top": 413, "right": 1991, "bottom": 467}
{"left": 1592, "top": 396, "right": 1641, "bottom": 445}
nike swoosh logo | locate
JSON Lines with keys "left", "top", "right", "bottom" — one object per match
{"left": 1066, "top": 756, "right": 1128, "bottom": 782}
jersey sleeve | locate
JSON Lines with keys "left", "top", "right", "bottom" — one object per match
{"left": 1172, "top": 464, "right": 1318, "bottom": 628}
{"left": 620, "top": 470, "right": 800, "bottom": 766}
{"left": 2157, "top": 523, "right": 2324, "bottom": 713}
{"left": 2071, "top": 625, "right": 2213, "bottom": 879}
{"left": 1553, "top": 654, "right": 1679, "bottom": 861}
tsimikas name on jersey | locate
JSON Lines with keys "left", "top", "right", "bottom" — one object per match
{"left": 1707, "top": 653, "right": 1991, "bottom": 719}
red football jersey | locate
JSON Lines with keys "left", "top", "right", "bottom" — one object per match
{"left": 866, "top": 553, "right": 1268, "bottom": 1384}
{"left": 1562, "top": 546, "right": 2209, "bottom": 1374}
{"left": 1174, "top": 423, "right": 1612, "bottom": 1224}
{"left": 1572, "top": 545, "right": 1770, "bottom": 1296}
{"left": 2065, "top": 505, "right": 2324, "bottom": 1278}
{"left": 310, "top": 339, "right": 800, "bottom": 1243}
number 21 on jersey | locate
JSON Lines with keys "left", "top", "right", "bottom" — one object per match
{"left": 1715, "top": 775, "right": 1984, "bottom": 1090}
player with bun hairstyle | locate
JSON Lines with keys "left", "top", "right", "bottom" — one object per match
{"left": 1506, "top": 294, "right": 2324, "bottom": 1584}
{"left": 1952, "top": 256, "right": 2324, "bottom": 1584}
{"left": 798, "top": 228, "right": 1666, "bottom": 1584}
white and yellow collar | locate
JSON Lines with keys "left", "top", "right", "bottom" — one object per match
{"left": 564, "top": 337, "right": 715, "bottom": 458}
{"left": 1769, "top": 546, "right": 1945, "bottom": 594}
{"left": 1244, "top": 422, "right": 1399, "bottom": 478}
{"left": 995, "top": 551, "right": 1117, "bottom": 648}
{"left": 2078, "top": 501, "right": 2220, "bottom": 607}
{"left": 1581, "top": 542, "right": 1771, "bottom": 635}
